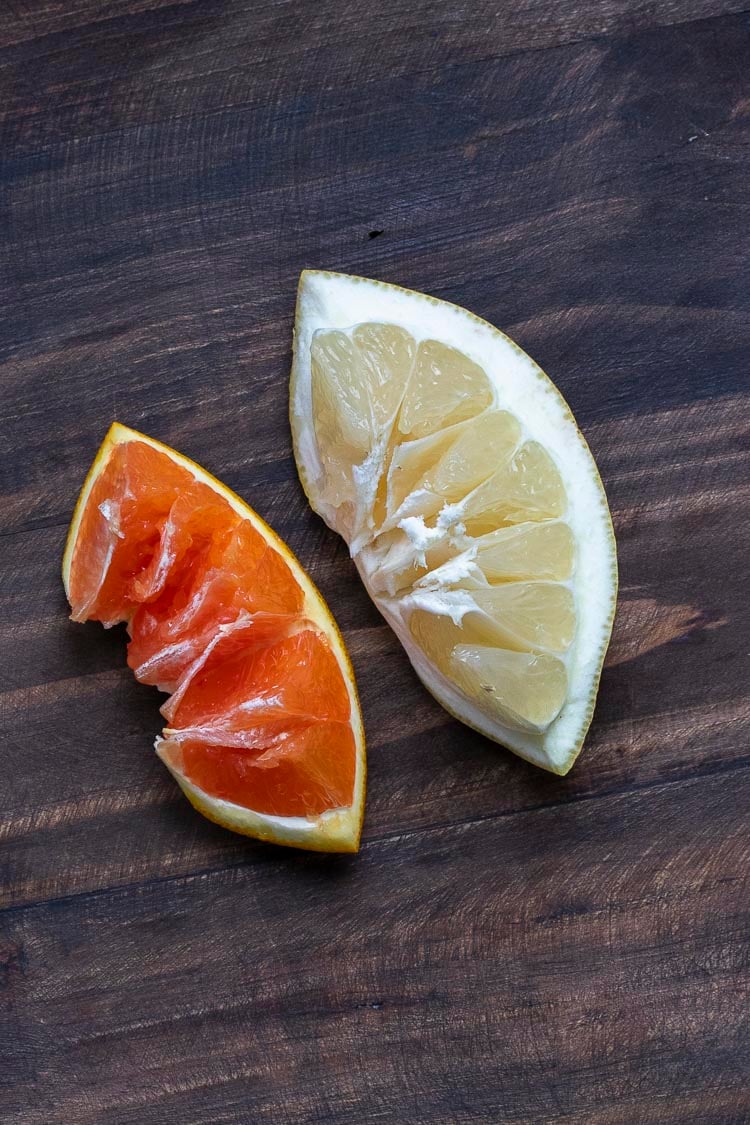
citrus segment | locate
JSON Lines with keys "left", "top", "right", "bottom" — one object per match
{"left": 451, "top": 647, "right": 568, "bottom": 731}
{"left": 460, "top": 441, "right": 567, "bottom": 536}
{"left": 474, "top": 522, "right": 575, "bottom": 582}
{"left": 468, "top": 583, "right": 576, "bottom": 653}
{"left": 157, "top": 721, "right": 357, "bottom": 819}
{"left": 68, "top": 439, "right": 191, "bottom": 626}
{"left": 386, "top": 410, "right": 521, "bottom": 524}
{"left": 352, "top": 323, "right": 416, "bottom": 425}
{"left": 290, "top": 270, "right": 617, "bottom": 774}
{"left": 63, "top": 423, "right": 365, "bottom": 851}
{"left": 165, "top": 627, "right": 351, "bottom": 729}
{"left": 127, "top": 516, "right": 303, "bottom": 693}
{"left": 399, "top": 339, "right": 493, "bottom": 438}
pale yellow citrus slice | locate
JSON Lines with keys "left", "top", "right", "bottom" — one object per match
{"left": 63, "top": 423, "right": 365, "bottom": 851}
{"left": 290, "top": 271, "right": 617, "bottom": 774}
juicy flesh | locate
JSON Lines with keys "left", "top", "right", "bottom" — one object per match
{"left": 68, "top": 440, "right": 355, "bottom": 817}
{"left": 310, "top": 325, "right": 576, "bottom": 733}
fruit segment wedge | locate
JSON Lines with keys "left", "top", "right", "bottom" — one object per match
{"left": 63, "top": 423, "right": 365, "bottom": 851}
{"left": 291, "top": 271, "right": 617, "bottom": 774}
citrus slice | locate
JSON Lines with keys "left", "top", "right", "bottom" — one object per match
{"left": 62, "top": 423, "right": 365, "bottom": 851}
{"left": 290, "top": 271, "right": 617, "bottom": 774}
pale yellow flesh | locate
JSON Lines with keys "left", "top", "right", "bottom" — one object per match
{"left": 309, "top": 324, "right": 576, "bottom": 735}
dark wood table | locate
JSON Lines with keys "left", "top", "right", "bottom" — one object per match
{"left": 2, "top": 3, "right": 749, "bottom": 1122}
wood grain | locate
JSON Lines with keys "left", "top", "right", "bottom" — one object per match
{"left": 1, "top": 775, "right": 748, "bottom": 1124}
{"left": 1, "top": 1, "right": 749, "bottom": 1121}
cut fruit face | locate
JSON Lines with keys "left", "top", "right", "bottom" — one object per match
{"left": 291, "top": 271, "right": 618, "bottom": 774}
{"left": 63, "top": 424, "right": 365, "bottom": 851}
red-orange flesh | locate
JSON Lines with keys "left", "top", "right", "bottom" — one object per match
{"left": 67, "top": 437, "right": 356, "bottom": 818}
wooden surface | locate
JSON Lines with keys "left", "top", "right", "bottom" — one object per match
{"left": 2, "top": 1, "right": 749, "bottom": 1121}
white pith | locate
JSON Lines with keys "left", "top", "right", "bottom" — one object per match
{"left": 290, "top": 271, "right": 617, "bottom": 774}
